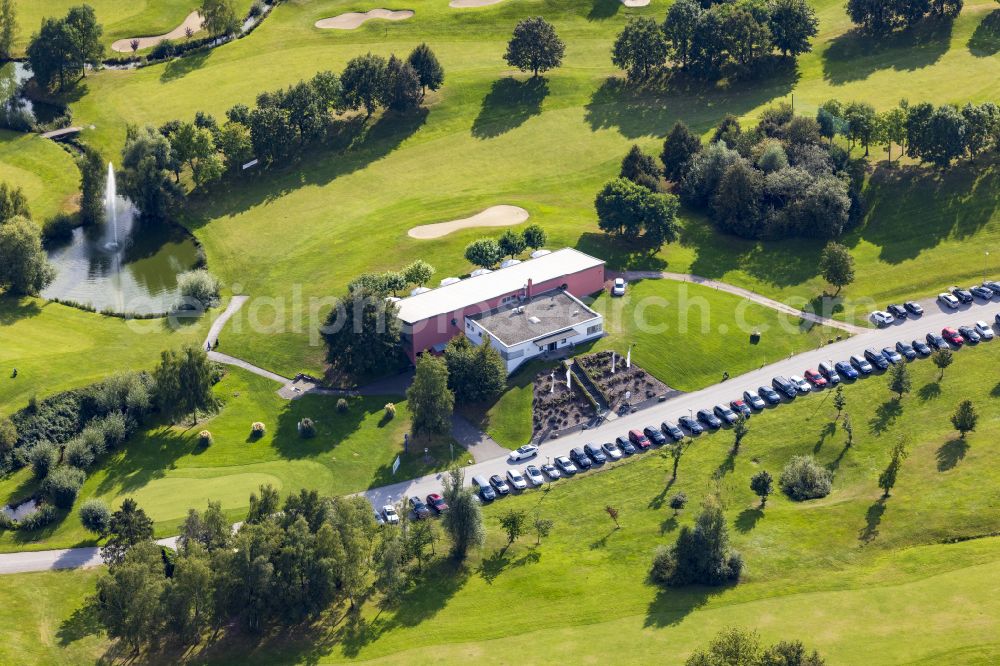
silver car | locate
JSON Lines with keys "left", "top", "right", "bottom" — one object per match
{"left": 524, "top": 464, "right": 545, "bottom": 486}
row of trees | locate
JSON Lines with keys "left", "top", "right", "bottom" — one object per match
{"left": 349, "top": 259, "right": 436, "bottom": 296}
{"left": 846, "top": 0, "right": 962, "bottom": 34}
{"left": 464, "top": 224, "right": 547, "bottom": 268}
{"left": 613, "top": 0, "right": 818, "bottom": 81}
{"left": 0, "top": 183, "right": 55, "bottom": 296}
{"left": 26, "top": 4, "right": 103, "bottom": 91}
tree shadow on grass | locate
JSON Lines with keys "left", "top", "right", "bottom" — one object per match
{"left": 477, "top": 546, "right": 541, "bottom": 584}
{"left": 471, "top": 77, "right": 549, "bottom": 139}
{"left": 271, "top": 394, "right": 370, "bottom": 460}
{"left": 918, "top": 381, "right": 942, "bottom": 401}
{"left": 827, "top": 442, "right": 851, "bottom": 473}
{"left": 969, "top": 10, "right": 1000, "bottom": 57}
{"left": 587, "top": 0, "right": 621, "bottom": 20}
{"left": 868, "top": 398, "right": 902, "bottom": 435}
{"left": 645, "top": 583, "right": 726, "bottom": 629}
{"left": 57, "top": 601, "right": 101, "bottom": 646}
{"left": 859, "top": 497, "right": 886, "bottom": 544}
{"left": 660, "top": 515, "right": 678, "bottom": 534}
{"left": 94, "top": 425, "right": 200, "bottom": 496}
{"left": 576, "top": 232, "right": 668, "bottom": 272}
{"left": 936, "top": 437, "right": 969, "bottom": 471}
{"left": 389, "top": 557, "right": 470, "bottom": 626}
{"left": 735, "top": 507, "right": 763, "bottom": 533}
{"left": 822, "top": 19, "right": 953, "bottom": 85}
{"left": 713, "top": 449, "right": 736, "bottom": 479}
{"left": 814, "top": 421, "right": 836, "bottom": 453}
{"left": 990, "top": 381, "right": 1000, "bottom": 398}
{"left": 0, "top": 296, "right": 42, "bottom": 326}
{"left": 160, "top": 49, "right": 211, "bottom": 83}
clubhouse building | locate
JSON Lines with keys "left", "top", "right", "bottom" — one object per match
{"left": 395, "top": 248, "right": 606, "bottom": 373}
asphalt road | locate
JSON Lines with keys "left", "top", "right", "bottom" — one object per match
{"left": 1, "top": 293, "right": 997, "bottom": 574}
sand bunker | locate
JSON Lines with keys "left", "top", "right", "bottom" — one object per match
{"left": 408, "top": 205, "right": 530, "bottom": 239}
{"left": 620, "top": 0, "right": 650, "bottom": 5}
{"left": 111, "top": 11, "right": 205, "bottom": 52}
{"left": 449, "top": 0, "right": 506, "bottom": 7}
{"left": 315, "top": 9, "right": 414, "bottom": 30}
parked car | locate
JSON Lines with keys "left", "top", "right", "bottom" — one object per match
{"left": 949, "top": 286, "right": 974, "bottom": 303}
{"left": 887, "top": 303, "right": 907, "bottom": 319}
{"left": 382, "top": 505, "right": 400, "bottom": 524}
{"left": 472, "top": 475, "right": 496, "bottom": 501}
{"left": 835, "top": 360, "right": 859, "bottom": 380}
{"left": 426, "top": 493, "right": 448, "bottom": 514}
{"left": 730, "top": 399, "right": 752, "bottom": 418}
{"left": 926, "top": 332, "right": 949, "bottom": 350}
{"left": 904, "top": 301, "right": 924, "bottom": 316}
{"left": 611, "top": 277, "right": 626, "bottom": 296}
{"left": 628, "top": 429, "right": 652, "bottom": 450}
{"left": 489, "top": 474, "right": 511, "bottom": 495}
{"left": 975, "top": 320, "right": 995, "bottom": 340}
{"left": 850, "top": 355, "right": 873, "bottom": 375}
{"left": 409, "top": 496, "right": 432, "bottom": 519}
{"left": 817, "top": 362, "right": 841, "bottom": 385}
{"left": 938, "top": 292, "right": 960, "bottom": 309}
{"left": 569, "top": 447, "right": 594, "bottom": 469}
{"left": 864, "top": 348, "right": 889, "bottom": 370}
{"left": 540, "top": 463, "right": 561, "bottom": 480}
{"left": 374, "top": 510, "right": 385, "bottom": 526}
{"left": 942, "top": 327, "right": 964, "bottom": 346}
{"left": 983, "top": 280, "right": 1000, "bottom": 296}
{"left": 584, "top": 442, "right": 607, "bottom": 464}
{"left": 661, "top": 421, "right": 685, "bottom": 441}
{"left": 881, "top": 347, "right": 903, "bottom": 364}
{"left": 713, "top": 404, "right": 738, "bottom": 424}
{"left": 958, "top": 325, "right": 980, "bottom": 343}
{"left": 615, "top": 435, "right": 637, "bottom": 454}
{"left": 996, "top": 313, "right": 1000, "bottom": 327}
{"left": 509, "top": 444, "right": 539, "bottom": 461}
{"left": 871, "top": 310, "right": 894, "bottom": 327}
{"left": 803, "top": 369, "right": 827, "bottom": 388}
{"left": 970, "top": 285, "right": 993, "bottom": 300}
{"left": 743, "top": 390, "right": 767, "bottom": 410}
{"left": 524, "top": 465, "right": 545, "bottom": 486}
{"left": 602, "top": 441, "right": 623, "bottom": 461}
{"left": 697, "top": 409, "right": 723, "bottom": 429}
{"left": 895, "top": 341, "right": 916, "bottom": 360}
{"left": 678, "top": 416, "right": 704, "bottom": 434}
{"left": 789, "top": 375, "right": 811, "bottom": 394}
{"left": 758, "top": 385, "right": 782, "bottom": 405}
{"left": 506, "top": 469, "right": 528, "bottom": 490}
{"left": 643, "top": 426, "right": 668, "bottom": 446}
{"left": 772, "top": 376, "right": 797, "bottom": 399}
{"left": 912, "top": 339, "right": 932, "bottom": 357}
{"left": 554, "top": 456, "right": 578, "bottom": 475}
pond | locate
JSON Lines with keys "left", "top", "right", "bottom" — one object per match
{"left": 0, "top": 62, "right": 67, "bottom": 125}
{"left": 1, "top": 498, "right": 38, "bottom": 522}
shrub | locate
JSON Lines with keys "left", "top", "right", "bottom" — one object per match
{"left": 28, "top": 442, "right": 58, "bottom": 480}
{"left": 177, "top": 269, "right": 222, "bottom": 309}
{"left": 151, "top": 39, "right": 176, "bottom": 60}
{"left": 384, "top": 402, "right": 396, "bottom": 419}
{"left": 42, "top": 466, "right": 86, "bottom": 509}
{"left": 250, "top": 422, "right": 266, "bottom": 438}
{"left": 79, "top": 498, "right": 112, "bottom": 534}
{"left": 79, "top": 422, "right": 107, "bottom": 458}
{"left": 336, "top": 398, "right": 348, "bottom": 413}
{"left": 18, "top": 504, "right": 58, "bottom": 531}
{"left": 298, "top": 418, "right": 316, "bottom": 438}
{"left": 779, "top": 455, "right": 833, "bottom": 500}
{"left": 651, "top": 499, "right": 741, "bottom": 587}
{"left": 198, "top": 430, "right": 213, "bottom": 447}
{"left": 42, "top": 212, "right": 77, "bottom": 243}
{"left": 100, "top": 412, "right": 129, "bottom": 448}
{"left": 63, "top": 437, "right": 95, "bottom": 469}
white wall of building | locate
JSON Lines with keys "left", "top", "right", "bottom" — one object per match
{"left": 465, "top": 316, "right": 605, "bottom": 373}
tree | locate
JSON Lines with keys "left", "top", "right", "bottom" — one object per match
{"left": 407, "top": 519, "right": 436, "bottom": 570}
{"left": 154, "top": 346, "right": 215, "bottom": 425}
{"left": 407, "top": 43, "right": 444, "bottom": 98}
{"left": 719, "top": 4, "right": 771, "bottom": 69}
{"left": 164, "top": 543, "right": 214, "bottom": 641}
{"left": 768, "top": 0, "right": 818, "bottom": 57}
{"left": 685, "top": 627, "right": 826, "bottom": 666}
{"left": 26, "top": 6, "right": 102, "bottom": 90}
{"left": 465, "top": 237, "right": 502, "bottom": 268}
{"left": 248, "top": 103, "right": 296, "bottom": 165}
{"left": 218, "top": 121, "right": 253, "bottom": 173}
{"left": 878, "top": 438, "right": 909, "bottom": 498}
{"left": 170, "top": 121, "right": 222, "bottom": 187}
{"left": 670, "top": 441, "right": 685, "bottom": 480}
{"left": 841, "top": 411, "right": 854, "bottom": 447}
{"left": 779, "top": 456, "right": 832, "bottom": 500}
{"left": 877, "top": 106, "right": 908, "bottom": 161}
{"left": 932, "top": 348, "right": 953, "bottom": 379}
{"left": 0, "top": 0, "right": 16, "bottom": 60}
{"left": 914, "top": 104, "right": 968, "bottom": 167}
{"left": 101, "top": 498, "right": 155, "bottom": 566}
{"left": 669, "top": 491, "right": 688, "bottom": 516}
{"left": 28, "top": 442, "right": 57, "bottom": 480}
{"left": 96, "top": 542, "right": 166, "bottom": 651}
{"left": 732, "top": 414, "right": 750, "bottom": 452}
{"left": 961, "top": 102, "right": 998, "bottom": 156}
{"left": 844, "top": 101, "right": 877, "bottom": 155}
{"left": 402, "top": 260, "right": 434, "bottom": 287}
{"left": 612, "top": 17, "right": 669, "bottom": 80}
{"left": 816, "top": 99, "right": 845, "bottom": 142}
{"left": 0, "top": 182, "right": 29, "bottom": 222}
{"left": 951, "top": 399, "right": 977, "bottom": 437}
{"left": 80, "top": 498, "right": 112, "bottom": 535}
{"left": 595, "top": 177, "right": 679, "bottom": 249}
{"left": 504, "top": 17, "right": 565, "bottom": 77}
{"left": 712, "top": 159, "right": 765, "bottom": 238}
{"left": 374, "top": 526, "right": 409, "bottom": 602}
{"left": 199, "top": 0, "right": 240, "bottom": 36}
{"left": 887, "top": 361, "right": 911, "bottom": 398}
{"left": 341, "top": 53, "right": 388, "bottom": 118}
{"left": 499, "top": 510, "right": 527, "bottom": 548}
{"left": 384, "top": 54, "right": 422, "bottom": 112}
{"left": 179, "top": 501, "right": 230, "bottom": 553}
{"left": 407, "top": 354, "right": 454, "bottom": 436}
{"left": 662, "top": 121, "right": 702, "bottom": 182}
{"left": 120, "top": 125, "right": 180, "bottom": 222}
{"left": 77, "top": 146, "right": 106, "bottom": 226}
{"left": 522, "top": 224, "right": 547, "bottom": 250}
{"left": 620, "top": 144, "right": 661, "bottom": 190}
{"left": 445, "top": 335, "right": 506, "bottom": 405}
{"left": 322, "top": 288, "right": 402, "bottom": 378}
{"left": 42, "top": 465, "right": 86, "bottom": 508}
{"left": 0, "top": 216, "right": 55, "bottom": 296}
{"left": 247, "top": 483, "right": 280, "bottom": 523}
{"left": 750, "top": 470, "right": 773, "bottom": 507}
{"left": 605, "top": 505, "right": 621, "bottom": 528}
{"left": 833, "top": 385, "right": 846, "bottom": 417}
{"left": 533, "top": 515, "right": 553, "bottom": 545}
{"left": 663, "top": 0, "right": 702, "bottom": 69}
{"left": 818, "top": 242, "right": 854, "bottom": 294}
{"left": 652, "top": 497, "right": 742, "bottom": 587}
{"left": 0, "top": 414, "right": 15, "bottom": 455}
{"left": 441, "top": 468, "right": 485, "bottom": 559}
{"left": 498, "top": 228, "right": 527, "bottom": 258}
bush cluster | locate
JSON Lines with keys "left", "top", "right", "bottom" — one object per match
{"left": 779, "top": 455, "right": 833, "bottom": 500}
{"left": 298, "top": 418, "right": 316, "bottom": 438}
{"left": 177, "top": 269, "right": 222, "bottom": 309}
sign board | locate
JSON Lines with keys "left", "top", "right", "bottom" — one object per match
{"left": 242, "top": 158, "right": 259, "bottom": 170}
{"left": 392, "top": 455, "right": 401, "bottom": 475}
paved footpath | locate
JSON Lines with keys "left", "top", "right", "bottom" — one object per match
{"left": 3, "top": 293, "right": 997, "bottom": 574}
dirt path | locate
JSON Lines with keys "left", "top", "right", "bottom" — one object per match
{"left": 111, "top": 11, "right": 204, "bottom": 52}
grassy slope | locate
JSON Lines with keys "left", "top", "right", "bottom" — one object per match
{"left": 60, "top": 0, "right": 1000, "bottom": 378}
{"left": 0, "top": 367, "right": 468, "bottom": 552}
{"left": 24, "top": 339, "right": 1000, "bottom": 664}
{"left": 0, "top": 130, "right": 78, "bottom": 222}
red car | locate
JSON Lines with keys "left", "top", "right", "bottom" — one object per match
{"left": 628, "top": 429, "right": 651, "bottom": 450}
{"left": 425, "top": 493, "right": 448, "bottom": 514}
{"left": 942, "top": 327, "right": 964, "bottom": 346}
{"left": 804, "top": 369, "right": 827, "bottom": 387}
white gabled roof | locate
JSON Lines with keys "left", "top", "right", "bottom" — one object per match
{"left": 396, "top": 248, "right": 604, "bottom": 324}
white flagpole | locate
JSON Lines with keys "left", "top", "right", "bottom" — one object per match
{"left": 611, "top": 351, "right": 616, "bottom": 374}
{"left": 567, "top": 365, "right": 572, "bottom": 389}
{"left": 626, "top": 346, "right": 631, "bottom": 369}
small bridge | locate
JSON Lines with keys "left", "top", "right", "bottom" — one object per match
{"left": 39, "top": 126, "right": 82, "bottom": 140}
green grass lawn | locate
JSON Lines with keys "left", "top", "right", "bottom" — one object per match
{"left": 15, "top": 337, "right": 1000, "bottom": 663}
{"left": 0, "top": 367, "right": 468, "bottom": 552}
{"left": 0, "top": 130, "right": 79, "bottom": 223}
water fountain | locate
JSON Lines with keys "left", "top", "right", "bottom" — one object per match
{"left": 105, "top": 162, "right": 119, "bottom": 251}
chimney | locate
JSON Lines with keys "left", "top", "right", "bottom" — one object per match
{"left": 526, "top": 278, "right": 533, "bottom": 299}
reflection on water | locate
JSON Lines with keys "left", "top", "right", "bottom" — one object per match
{"left": 0, "top": 62, "right": 65, "bottom": 124}
{"left": 42, "top": 196, "right": 200, "bottom": 314}
{"left": 1, "top": 498, "right": 38, "bottom": 521}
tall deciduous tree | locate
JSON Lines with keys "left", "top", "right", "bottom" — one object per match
{"left": 504, "top": 17, "right": 565, "bottom": 77}
{"left": 768, "top": 0, "right": 818, "bottom": 57}
{"left": 522, "top": 224, "right": 547, "bottom": 249}
{"left": 465, "top": 237, "right": 502, "bottom": 268}
{"left": 446, "top": 335, "right": 507, "bottom": 405}
{"left": 818, "top": 241, "right": 854, "bottom": 294}
{"left": 101, "top": 498, "right": 155, "bottom": 566}
{"left": 120, "top": 125, "right": 181, "bottom": 222}
{"left": 77, "top": 146, "right": 106, "bottom": 226}
{"left": 441, "top": 468, "right": 485, "bottom": 560}
{"left": 612, "top": 17, "right": 669, "bottom": 80}
{"left": 932, "top": 348, "right": 953, "bottom": 379}
{"left": 96, "top": 541, "right": 167, "bottom": 650}
{"left": 0, "top": 0, "right": 17, "bottom": 60}
{"left": 750, "top": 470, "right": 773, "bottom": 507}
{"left": 887, "top": 362, "right": 911, "bottom": 398}
{"left": 663, "top": 0, "right": 702, "bottom": 70}
{"left": 498, "top": 509, "right": 527, "bottom": 548}
{"left": 407, "top": 43, "right": 445, "bottom": 98}
{"left": 322, "top": 288, "right": 402, "bottom": 379}
{"left": 403, "top": 259, "right": 435, "bottom": 286}
{"left": 878, "top": 439, "right": 908, "bottom": 498}
{"left": 951, "top": 399, "right": 977, "bottom": 437}
{"left": 595, "top": 177, "right": 679, "bottom": 249}
{"left": 199, "top": 0, "right": 240, "bottom": 36}
{"left": 0, "top": 215, "right": 55, "bottom": 296}
{"left": 407, "top": 354, "right": 454, "bottom": 436}
{"left": 385, "top": 54, "right": 422, "bottom": 112}
{"left": 341, "top": 53, "right": 388, "bottom": 118}
{"left": 153, "top": 346, "right": 216, "bottom": 425}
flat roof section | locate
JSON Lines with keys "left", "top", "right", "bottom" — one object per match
{"left": 469, "top": 289, "right": 600, "bottom": 347}
{"left": 396, "top": 248, "right": 604, "bottom": 324}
